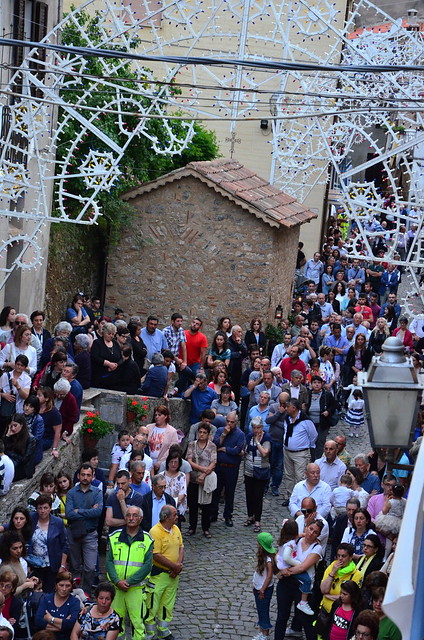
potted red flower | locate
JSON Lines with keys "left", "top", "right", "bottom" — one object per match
{"left": 126, "top": 397, "right": 149, "bottom": 426}
{"left": 81, "top": 411, "right": 115, "bottom": 448}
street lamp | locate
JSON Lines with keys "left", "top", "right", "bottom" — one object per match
{"left": 360, "top": 337, "right": 424, "bottom": 640}
{"left": 358, "top": 337, "right": 423, "bottom": 458}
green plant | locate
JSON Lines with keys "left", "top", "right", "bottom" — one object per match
{"left": 55, "top": 8, "right": 220, "bottom": 251}
{"left": 264, "top": 323, "right": 285, "bottom": 345}
{"left": 81, "top": 411, "right": 115, "bottom": 438}
{"left": 127, "top": 397, "right": 149, "bottom": 426}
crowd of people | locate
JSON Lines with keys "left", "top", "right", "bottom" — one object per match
{"left": 0, "top": 210, "right": 422, "bottom": 640}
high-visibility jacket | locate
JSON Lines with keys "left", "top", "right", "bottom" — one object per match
{"left": 107, "top": 527, "right": 153, "bottom": 586}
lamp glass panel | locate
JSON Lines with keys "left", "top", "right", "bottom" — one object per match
{"left": 365, "top": 388, "right": 419, "bottom": 448}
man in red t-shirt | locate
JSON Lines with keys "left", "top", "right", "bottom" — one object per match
{"left": 354, "top": 294, "right": 373, "bottom": 322}
{"left": 182, "top": 317, "right": 208, "bottom": 375}
{"left": 280, "top": 345, "right": 307, "bottom": 382}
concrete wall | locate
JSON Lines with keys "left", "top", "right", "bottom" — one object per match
{"left": 106, "top": 175, "right": 297, "bottom": 334}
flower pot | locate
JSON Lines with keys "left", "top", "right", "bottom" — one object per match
{"left": 83, "top": 434, "right": 99, "bottom": 449}
{"left": 126, "top": 410, "right": 137, "bottom": 424}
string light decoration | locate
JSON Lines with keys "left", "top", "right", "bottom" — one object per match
{"left": 0, "top": 0, "right": 422, "bottom": 311}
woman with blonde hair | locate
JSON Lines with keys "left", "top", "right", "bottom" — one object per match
{"left": 369, "top": 317, "right": 390, "bottom": 355}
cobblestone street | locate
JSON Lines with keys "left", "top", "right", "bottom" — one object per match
{"left": 172, "top": 420, "right": 372, "bottom": 640}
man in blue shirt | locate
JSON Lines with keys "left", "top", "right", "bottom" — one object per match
{"left": 140, "top": 316, "right": 167, "bottom": 361}
{"left": 211, "top": 412, "right": 245, "bottom": 527}
{"left": 183, "top": 373, "right": 218, "bottom": 424}
{"left": 248, "top": 391, "right": 271, "bottom": 432}
{"left": 105, "top": 470, "right": 144, "bottom": 533}
{"left": 140, "top": 352, "right": 168, "bottom": 397}
{"left": 326, "top": 324, "right": 349, "bottom": 366}
{"left": 354, "top": 453, "right": 381, "bottom": 495}
{"left": 66, "top": 463, "right": 103, "bottom": 595}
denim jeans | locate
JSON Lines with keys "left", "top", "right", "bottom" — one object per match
{"left": 254, "top": 585, "right": 274, "bottom": 630}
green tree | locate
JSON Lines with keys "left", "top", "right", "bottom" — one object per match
{"left": 55, "top": 7, "right": 219, "bottom": 248}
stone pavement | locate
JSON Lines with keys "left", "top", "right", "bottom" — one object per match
{"left": 170, "top": 419, "right": 372, "bottom": 640}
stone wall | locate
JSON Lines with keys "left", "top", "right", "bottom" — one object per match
{"left": 105, "top": 175, "right": 298, "bottom": 334}
{"left": 45, "top": 222, "right": 105, "bottom": 330}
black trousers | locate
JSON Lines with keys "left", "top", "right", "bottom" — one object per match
{"left": 244, "top": 474, "right": 267, "bottom": 521}
{"left": 187, "top": 481, "right": 211, "bottom": 532}
{"left": 275, "top": 576, "right": 317, "bottom": 640}
{"left": 211, "top": 464, "right": 240, "bottom": 520}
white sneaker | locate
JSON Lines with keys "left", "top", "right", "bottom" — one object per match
{"left": 297, "top": 601, "right": 314, "bottom": 616}
{"left": 285, "top": 627, "right": 303, "bottom": 636}
{"left": 252, "top": 633, "right": 266, "bottom": 640}
{"left": 355, "top": 433, "right": 359, "bottom": 438}
{"left": 348, "top": 432, "right": 353, "bottom": 437}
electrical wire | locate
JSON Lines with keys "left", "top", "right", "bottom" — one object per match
{"left": 1, "top": 60, "right": 423, "bottom": 107}
{"left": 1, "top": 36, "right": 424, "bottom": 73}
{"left": 0, "top": 84, "right": 423, "bottom": 123}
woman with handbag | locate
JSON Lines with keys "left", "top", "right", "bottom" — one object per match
{"left": 186, "top": 422, "right": 217, "bottom": 538}
{"left": 0, "top": 354, "right": 31, "bottom": 435}
{"left": 244, "top": 417, "right": 271, "bottom": 533}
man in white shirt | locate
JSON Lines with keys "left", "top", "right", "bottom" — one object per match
{"left": 295, "top": 496, "right": 329, "bottom": 553}
{"left": 410, "top": 317, "right": 424, "bottom": 342}
{"left": 271, "top": 333, "right": 292, "bottom": 368}
{"left": 315, "top": 440, "right": 347, "bottom": 490}
{"left": 119, "top": 427, "right": 153, "bottom": 475}
{"left": 289, "top": 463, "right": 332, "bottom": 518}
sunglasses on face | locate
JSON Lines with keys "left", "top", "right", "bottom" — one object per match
{"left": 301, "top": 508, "right": 315, "bottom": 514}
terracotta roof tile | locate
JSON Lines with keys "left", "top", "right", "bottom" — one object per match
{"left": 121, "top": 158, "right": 317, "bottom": 229}
{"left": 349, "top": 18, "right": 424, "bottom": 39}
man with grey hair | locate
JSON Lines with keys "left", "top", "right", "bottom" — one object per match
{"left": 354, "top": 453, "right": 380, "bottom": 495}
{"left": 106, "top": 505, "right": 153, "bottom": 640}
{"left": 228, "top": 324, "right": 248, "bottom": 403}
{"left": 141, "top": 474, "right": 176, "bottom": 531}
{"left": 183, "top": 372, "right": 218, "bottom": 424}
{"left": 140, "top": 352, "right": 168, "bottom": 398}
{"left": 146, "top": 505, "right": 183, "bottom": 640}
{"left": 130, "top": 460, "right": 150, "bottom": 496}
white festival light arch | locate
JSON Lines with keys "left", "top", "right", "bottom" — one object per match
{"left": 0, "top": 0, "right": 423, "bottom": 311}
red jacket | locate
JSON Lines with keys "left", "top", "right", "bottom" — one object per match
{"left": 59, "top": 392, "right": 79, "bottom": 435}
{"left": 392, "top": 327, "right": 414, "bottom": 349}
